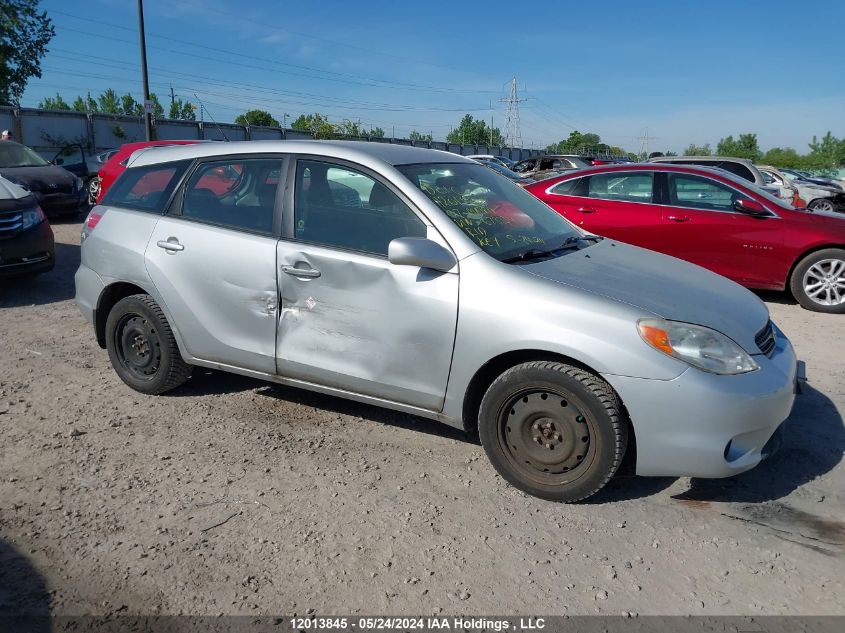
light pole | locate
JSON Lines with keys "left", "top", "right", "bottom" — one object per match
{"left": 137, "top": 0, "right": 153, "bottom": 140}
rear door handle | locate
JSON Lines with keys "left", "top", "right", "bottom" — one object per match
{"left": 667, "top": 215, "right": 691, "bottom": 222}
{"left": 156, "top": 238, "right": 184, "bottom": 252}
{"left": 577, "top": 207, "right": 597, "bottom": 214}
{"left": 282, "top": 265, "right": 321, "bottom": 279}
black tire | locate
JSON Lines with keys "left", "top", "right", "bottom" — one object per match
{"left": 789, "top": 248, "right": 845, "bottom": 314}
{"left": 105, "top": 294, "right": 192, "bottom": 394}
{"left": 478, "top": 361, "right": 627, "bottom": 502}
{"left": 807, "top": 198, "right": 836, "bottom": 213}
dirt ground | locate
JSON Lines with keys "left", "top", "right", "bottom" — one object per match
{"left": 1, "top": 220, "right": 843, "bottom": 618}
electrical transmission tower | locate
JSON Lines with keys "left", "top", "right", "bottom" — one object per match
{"left": 499, "top": 78, "right": 527, "bottom": 148}
{"left": 638, "top": 126, "right": 658, "bottom": 158}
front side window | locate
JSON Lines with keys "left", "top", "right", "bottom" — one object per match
{"left": 103, "top": 160, "right": 190, "bottom": 213}
{"left": 181, "top": 158, "right": 280, "bottom": 234}
{"left": 294, "top": 160, "right": 426, "bottom": 256}
{"left": 399, "top": 162, "right": 581, "bottom": 261}
{"left": 668, "top": 173, "right": 738, "bottom": 212}
{"left": 587, "top": 172, "right": 654, "bottom": 203}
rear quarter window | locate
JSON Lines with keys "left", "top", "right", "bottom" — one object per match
{"left": 102, "top": 160, "right": 190, "bottom": 213}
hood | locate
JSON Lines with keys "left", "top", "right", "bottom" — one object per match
{"left": 522, "top": 240, "right": 769, "bottom": 353}
{"left": 0, "top": 175, "right": 30, "bottom": 200}
{"left": 0, "top": 164, "right": 76, "bottom": 192}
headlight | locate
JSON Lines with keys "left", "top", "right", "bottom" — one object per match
{"left": 638, "top": 318, "right": 758, "bottom": 375}
{"left": 21, "top": 206, "right": 46, "bottom": 231}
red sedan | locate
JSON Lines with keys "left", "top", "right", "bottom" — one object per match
{"left": 524, "top": 163, "right": 845, "bottom": 313}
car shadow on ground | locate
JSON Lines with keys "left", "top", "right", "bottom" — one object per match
{"left": 675, "top": 383, "right": 843, "bottom": 503}
{"left": 753, "top": 289, "right": 797, "bottom": 306}
{"left": 0, "top": 241, "right": 80, "bottom": 308}
{"left": 0, "top": 539, "right": 51, "bottom": 628}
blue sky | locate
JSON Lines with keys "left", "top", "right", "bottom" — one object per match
{"left": 22, "top": 0, "right": 845, "bottom": 153}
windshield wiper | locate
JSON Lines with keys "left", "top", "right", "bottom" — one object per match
{"left": 501, "top": 235, "right": 602, "bottom": 264}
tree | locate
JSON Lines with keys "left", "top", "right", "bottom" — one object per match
{"left": 291, "top": 112, "right": 336, "bottom": 139}
{"left": 716, "top": 133, "right": 761, "bottom": 161}
{"left": 546, "top": 130, "right": 603, "bottom": 154}
{"left": 762, "top": 147, "right": 802, "bottom": 168}
{"left": 409, "top": 130, "right": 433, "bottom": 142}
{"left": 683, "top": 143, "right": 712, "bottom": 156}
{"left": 0, "top": 0, "right": 55, "bottom": 105}
{"left": 806, "top": 132, "right": 844, "bottom": 171}
{"left": 446, "top": 114, "right": 503, "bottom": 146}
{"left": 148, "top": 93, "right": 164, "bottom": 119}
{"left": 38, "top": 92, "right": 70, "bottom": 110}
{"left": 120, "top": 93, "right": 143, "bottom": 117}
{"left": 98, "top": 88, "right": 121, "bottom": 114}
{"left": 235, "top": 109, "right": 280, "bottom": 127}
{"left": 168, "top": 98, "right": 195, "bottom": 121}
{"left": 72, "top": 91, "right": 98, "bottom": 112}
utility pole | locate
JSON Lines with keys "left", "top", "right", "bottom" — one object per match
{"left": 638, "top": 126, "right": 658, "bottom": 159}
{"left": 499, "top": 78, "right": 527, "bottom": 148}
{"left": 283, "top": 113, "right": 290, "bottom": 129}
{"left": 137, "top": 0, "right": 153, "bottom": 140}
{"left": 490, "top": 114, "right": 493, "bottom": 146}
{"left": 170, "top": 85, "right": 175, "bottom": 108}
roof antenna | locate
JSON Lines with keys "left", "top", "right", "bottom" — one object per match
{"left": 193, "top": 93, "right": 229, "bottom": 141}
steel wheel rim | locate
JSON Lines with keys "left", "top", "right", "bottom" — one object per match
{"left": 88, "top": 177, "right": 100, "bottom": 204}
{"left": 497, "top": 389, "right": 595, "bottom": 485}
{"left": 811, "top": 200, "right": 835, "bottom": 212}
{"left": 803, "top": 258, "right": 845, "bottom": 306}
{"left": 114, "top": 314, "right": 162, "bottom": 381}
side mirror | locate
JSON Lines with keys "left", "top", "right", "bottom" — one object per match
{"left": 388, "top": 237, "right": 456, "bottom": 272}
{"left": 733, "top": 198, "right": 768, "bottom": 216}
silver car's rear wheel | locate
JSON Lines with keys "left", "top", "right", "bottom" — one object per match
{"left": 790, "top": 249, "right": 845, "bottom": 314}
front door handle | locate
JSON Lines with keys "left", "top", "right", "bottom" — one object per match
{"left": 667, "top": 215, "right": 691, "bottom": 222}
{"left": 156, "top": 238, "right": 184, "bottom": 252}
{"left": 282, "top": 265, "right": 321, "bottom": 279}
{"left": 577, "top": 207, "right": 597, "bottom": 214}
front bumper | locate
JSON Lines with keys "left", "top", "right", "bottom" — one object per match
{"left": 0, "top": 220, "right": 55, "bottom": 277}
{"left": 604, "top": 327, "right": 799, "bottom": 478}
{"left": 33, "top": 189, "right": 88, "bottom": 217}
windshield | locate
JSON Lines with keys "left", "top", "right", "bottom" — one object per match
{"left": 481, "top": 160, "right": 523, "bottom": 181}
{"left": 398, "top": 162, "right": 582, "bottom": 260}
{"left": 0, "top": 143, "right": 50, "bottom": 168}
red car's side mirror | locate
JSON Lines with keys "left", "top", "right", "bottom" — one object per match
{"left": 733, "top": 198, "right": 768, "bottom": 216}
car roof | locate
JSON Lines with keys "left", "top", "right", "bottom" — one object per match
{"left": 127, "top": 140, "right": 473, "bottom": 170}
{"left": 649, "top": 155, "right": 755, "bottom": 166}
{"left": 533, "top": 162, "right": 759, "bottom": 182}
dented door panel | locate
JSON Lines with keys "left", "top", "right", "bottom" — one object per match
{"left": 146, "top": 218, "right": 279, "bottom": 373}
{"left": 275, "top": 243, "right": 459, "bottom": 410}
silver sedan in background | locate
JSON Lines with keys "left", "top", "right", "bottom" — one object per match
{"left": 75, "top": 141, "right": 801, "bottom": 502}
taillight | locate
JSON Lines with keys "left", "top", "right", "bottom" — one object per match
{"left": 81, "top": 209, "right": 104, "bottom": 241}
{"left": 86, "top": 211, "right": 103, "bottom": 230}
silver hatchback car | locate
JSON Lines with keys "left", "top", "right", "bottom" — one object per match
{"left": 75, "top": 141, "right": 802, "bottom": 502}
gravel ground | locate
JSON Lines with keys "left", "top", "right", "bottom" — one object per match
{"left": 1, "top": 220, "right": 843, "bottom": 617}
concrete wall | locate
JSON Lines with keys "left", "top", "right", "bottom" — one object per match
{"left": 0, "top": 106, "right": 545, "bottom": 161}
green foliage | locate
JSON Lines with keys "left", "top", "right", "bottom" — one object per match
{"left": 98, "top": 89, "right": 121, "bottom": 114}
{"left": 168, "top": 98, "right": 196, "bottom": 121}
{"left": 291, "top": 112, "right": 336, "bottom": 139}
{"left": 0, "top": 0, "right": 55, "bottom": 105}
{"left": 546, "top": 130, "right": 602, "bottom": 154}
{"left": 71, "top": 92, "right": 98, "bottom": 113}
{"left": 235, "top": 109, "right": 280, "bottom": 127}
{"left": 120, "top": 93, "right": 142, "bottom": 117}
{"left": 761, "top": 147, "right": 802, "bottom": 168}
{"left": 335, "top": 120, "right": 384, "bottom": 138}
{"left": 446, "top": 114, "right": 504, "bottom": 146}
{"left": 683, "top": 143, "right": 712, "bottom": 156}
{"left": 38, "top": 92, "right": 70, "bottom": 110}
{"left": 716, "top": 133, "right": 761, "bottom": 161}
{"left": 409, "top": 130, "right": 433, "bottom": 142}
{"left": 148, "top": 93, "right": 165, "bottom": 119}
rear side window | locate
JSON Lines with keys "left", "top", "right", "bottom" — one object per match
{"left": 549, "top": 177, "right": 587, "bottom": 196}
{"left": 103, "top": 160, "right": 190, "bottom": 213}
{"left": 587, "top": 173, "right": 654, "bottom": 203}
{"left": 181, "top": 158, "right": 281, "bottom": 235}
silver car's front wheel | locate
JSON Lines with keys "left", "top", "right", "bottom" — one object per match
{"left": 791, "top": 249, "right": 845, "bottom": 314}
{"left": 808, "top": 198, "right": 836, "bottom": 213}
